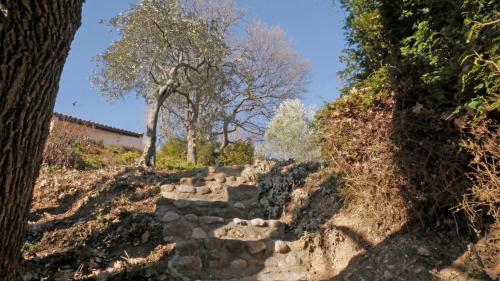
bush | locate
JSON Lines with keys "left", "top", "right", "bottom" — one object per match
{"left": 219, "top": 140, "right": 254, "bottom": 166}
{"left": 265, "top": 99, "right": 322, "bottom": 162}
{"left": 43, "top": 122, "right": 93, "bottom": 169}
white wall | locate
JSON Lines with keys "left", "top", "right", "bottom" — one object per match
{"left": 51, "top": 119, "right": 143, "bottom": 150}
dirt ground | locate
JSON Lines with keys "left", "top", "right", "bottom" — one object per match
{"left": 18, "top": 165, "right": 499, "bottom": 281}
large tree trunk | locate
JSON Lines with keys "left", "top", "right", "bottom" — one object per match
{"left": 0, "top": 1, "right": 83, "bottom": 279}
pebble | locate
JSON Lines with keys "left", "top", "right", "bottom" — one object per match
{"left": 196, "top": 186, "right": 211, "bottom": 194}
{"left": 230, "top": 259, "right": 248, "bottom": 269}
{"left": 170, "top": 256, "right": 202, "bottom": 271}
{"left": 215, "top": 176, "right": 226, "bottom": 184}
{"left": 191, "top": 228, "right": 207, "bottom": 239}
{"left": 233, "top": 218, "right": 247, "bottom": 225}
{"left": 247, "top": 241, "right": 267, "bottom": 255}
{"left": 184, "top": 214, "right": 199, "bottom": 222}
{"left": 274, "top": 240, "right": 290, "bottom": 254}
{"left": 160, "top": 184, "right": 175, "bottom": 192}
{"left": 161, "top": 211, "right": 180, "bottom": 222}
{"left": 250, "top": 218, "right": 267, "bottom": 227}
{"left": 176, "top": 185, "right": 196, "bottom": 193}
{"left": 234, "top": 202, "right": 246, "bottom": 209}
{"left": 179, "top": 177, "right": 194, "bottom": 186}
{"left": 141, "top": 231, "right": 150, "bottom": 243}
{"left": 173, "top": 201, "right": 190, "bottom": 208}
{"left": 201, "top": 216, "right": 224, "bottom": 224}
{"left": 417, "top": 246, "right": 431, "bottom": 257}
{"left": 383, "top": 270, "right": 394, "bottom": 280}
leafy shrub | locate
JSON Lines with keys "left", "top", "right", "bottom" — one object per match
{"left": 265, "top": 99, "right": 322, "bottom": 162}
{"left": 219, "top": 140, "right": 254, "bottom": 166}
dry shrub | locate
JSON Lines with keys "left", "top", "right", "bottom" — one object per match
{"left": 43, "top": 121, "right": 93, "bottom": 168}
{"left": 319, "top": 91, "right": 409, "bottom": 231}
{"left": 456, "top": 117, "right": 499, "bottom": 230}
{"left": 320, "top": 88, "right": 499, "bottom": 232}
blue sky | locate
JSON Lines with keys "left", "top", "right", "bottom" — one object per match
{"left": 55, "top": 0, "right": 347, "bottom": 133}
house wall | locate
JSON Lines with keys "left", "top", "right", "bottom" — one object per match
{"left": 50, "top": 118, "right": 143, "bottom": 150}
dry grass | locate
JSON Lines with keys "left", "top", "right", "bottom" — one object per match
{"left": 319, "top": 89, "right": 499, "bottom": 233}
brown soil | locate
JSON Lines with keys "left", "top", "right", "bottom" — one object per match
{"left": 18, "top": 164, "right": 498, "bottom": 280}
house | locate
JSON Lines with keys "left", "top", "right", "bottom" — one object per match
{"left": 50, "top": 112, "right": 143, "bottom": 150}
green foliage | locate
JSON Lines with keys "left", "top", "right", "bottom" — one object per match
{"left": 219, "top": 140, "right": 254, "bottom": 166}
{"left": 265, "top": 99, "right": 322, "bottom": 162}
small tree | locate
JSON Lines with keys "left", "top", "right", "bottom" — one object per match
{"left": 264, "top": 99, "right": 321, "bottom": 162}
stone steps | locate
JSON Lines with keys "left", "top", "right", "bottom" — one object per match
{"left": 154, "top": 171, "right": 314, "bottom": 280}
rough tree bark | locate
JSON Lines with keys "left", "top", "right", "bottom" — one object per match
{"left": 0, "top": 1, "right": 83, "bottom": 279}
{"left": 140, "top": 86, "right": 172, "bottom": 166}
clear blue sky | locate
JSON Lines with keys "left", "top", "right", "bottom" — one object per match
{"left": 55, "top": 0, "right": 347, "bottom": 133}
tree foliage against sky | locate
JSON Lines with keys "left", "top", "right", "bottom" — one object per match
{"left": 265, "top": 99, "right": 321, "bottom": 162}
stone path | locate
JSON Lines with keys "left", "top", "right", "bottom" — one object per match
{"left": 154, "top": 167, "right": 315, "bottom": 280}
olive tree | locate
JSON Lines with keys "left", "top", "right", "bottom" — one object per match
{"left": 264, "top": 99, "right": 322, "bottom": 162}
{"left": 0, "top": 1, "right": 83, "bottom": 279}
{"left": 93, "top": 0, "right": 236, "bottom": 166}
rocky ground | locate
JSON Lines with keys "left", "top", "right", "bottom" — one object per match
{"left": 19, "top": 162, "right": 498, "bottom": 280}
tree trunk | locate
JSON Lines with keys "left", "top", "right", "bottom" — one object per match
{"left": 140, "top": 96, "right": 164, "bottom": 166}
{"left": 186, "top": 125, "right": 197, "bottom": 164}
{"left": 0, "top": 1, "right": 83, "bottom": 279}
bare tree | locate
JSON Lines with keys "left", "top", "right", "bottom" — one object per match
{"left": 216, "top": 22, "right": 309, "bottom": 150}
{"left": 0, "top": 1, "right": 83, "bottom": 279}
{"left": 93, "top": 0, "right": 237, "bottom": 166}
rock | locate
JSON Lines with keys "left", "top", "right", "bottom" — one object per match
{"left": 227, "top": 176, "right": 237, "bottom": 182}
{"left": 179, "top": 177, "right": 194, "bottom": 186}
{"left": 417, "top": 246, "right": 431, "bottom": 257}
{"left": 196, "top": 186, "right": 211, "bottom": 195}
{"left": 201, "top": 216, "right": 224, "bottom": 224}
{"left": 247, "top": 241, "right": 267, "bottom": 255}
{"left": 225, "top": 240, "right": 246, "bottom": 253}
{"left": 176, "top": 185, "right": 196, "bottom": 193}
{"left": 208, "top": 166, "right": 217, "bottom": 173}
{"left": 234, "top": 202, "right": 246, "bottom": 209}
{"left": 233, "top": 218, "right": 247, "bottom": 225}
{"left": 205, "top": 238, "right": 222, "bottom": 249}
{"left": 268, "top": 220, "right": 282, "bottom": 228}
{"left": 212, "top": 183, "right": 224, "bottom": 191}
{"left": 215, "top": 176, "right": 226, "bottom": 184}
{"left": 230, "top": 259, "right": 248, "bottom": 269}
{"left": 175, "top": 240, "right": 199, "bottom": 254}
{"left": 285, "top": 254, "right": 302, "bottom": 266}
{"left": 170, "top": 256, "right": 202, "bottom": 271}
{"left": 161, "top": 211, "right": 180, "bottom": 222}
{"left": 173, "top": 201, "right": 190, "bottom": 208}
{"left": 383, "top": 270, "right": 394, "bottom": 280}
{"left": 184, "top": 214, "right": 198, "bottom": 222}
{"left": 250, "top": 218, "right": 267, "bottom": 227}
{"left": 191, "top": 228, "right": 207, "bottom": 239}
{"left": 236, "top": 176, "right": 245, "bottom": 183}
{"left": 160, "top": 184, "right": 175, "bottom": 192}
{"left": 274, "top": 240, "right": 290, "bottom": 254}
{"left": 164, "top": 221, "right": 192, "bottom": 238}
{"left": 194, "top": 200, "right": 209, "bottom": 206}
{"left": 141, "top": 231, "right": 150, "bottom": 243}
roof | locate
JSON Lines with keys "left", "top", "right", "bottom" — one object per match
{"left": 53, "top": 112, "right": 143, "bottom": 138}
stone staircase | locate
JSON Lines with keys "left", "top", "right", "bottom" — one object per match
{"left": 154, "top": 167, "right": 314, "bottom": 280}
